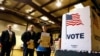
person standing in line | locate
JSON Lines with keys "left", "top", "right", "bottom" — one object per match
{"left": 0, "top": 24, "right": 16, "bottom": 56}
{"left": 36, "top": 25, "right": 53, "bottom": 56}
{"left": 21, "top": 25, "right": 36, "bottom": 56}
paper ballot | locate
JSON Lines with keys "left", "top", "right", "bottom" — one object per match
{"left": 40, "top": 32, "right": 51, "bottom": 47}
{"left": 28, "top": 39, "right": 34, "bottom": 49}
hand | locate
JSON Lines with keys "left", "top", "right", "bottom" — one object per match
{"left": 50, "top": 45, "right": 54, "bottom": 51}
{"left": 38, "top": 39, "right": 42, "bottom": 43}
{"left": 0, "top": 43, "right": 2, "bottom": 47}
{"left": 27, "top": 41, "right": 30, "bottom": 45}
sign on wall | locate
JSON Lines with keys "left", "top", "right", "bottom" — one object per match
{"left": 61, "top": 6, "right": 91, "bottom": 51}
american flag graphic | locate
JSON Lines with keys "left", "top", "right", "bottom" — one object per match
{"left": 66, "top": 13, "right": 83, "bottom": 26}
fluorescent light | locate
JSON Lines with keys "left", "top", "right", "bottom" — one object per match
{"left": 40, "top": 16, "right": 49, "bottom": 21}
{"left": 30, "top": 12, "right": 35, "bottom": 16}
{"left": 74, "top": 3, "right": 84, "bottom": 8}
{"left": 48, "top": 20, "right": 55, "bottom": 24}
{"left": 0, "top": 6, "right": 5, "bottom": 10}
{"left": 25, "top": 8, "right": 33, "bottom": 13}
{"left": 56, "top": 0, "right": 62, "bottom": 7}
{"left": 27, "top": 16, "right": 32, "bottom": 20}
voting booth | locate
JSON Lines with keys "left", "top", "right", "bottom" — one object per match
{"left": 61, "top": 6, "right": 91, "bottom": 51}
{"left": 55, "top": 6, "right": 100, "bottom": 56}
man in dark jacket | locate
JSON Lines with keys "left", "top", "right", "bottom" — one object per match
{"left": 0, "top": 24, "right": 16, "bottom": 56}
{"left": 21, "top": 25, "right": 36, "bottom": 56}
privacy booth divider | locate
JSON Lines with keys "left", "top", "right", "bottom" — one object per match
{"left": 55, "top": 6, "right": 100, "bottom": 56}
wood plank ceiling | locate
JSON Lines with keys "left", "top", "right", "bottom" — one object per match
{"left": 0, "top": 0, "right": 98, "bottom": 32}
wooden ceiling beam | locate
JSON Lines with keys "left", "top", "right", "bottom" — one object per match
{"left": 0, "top": 9, "right": 40, "bottom": 28}
{"left": 12, "top": 2, "right": 20, "bottom": 9}
{"left": 91, "top": 0, "right": 100, "bottom": 12}
{"left": 17, "top": 3, "right": 26, "bottom": 10}
{"left": 15, "top": 0, "right": 61, "bottom": 26}
{"left": 0, "top": 18, "right": 25, "bottom": 26}
{"left": 29, "top": 0, "right": 55, "bottom": 14}
{"left": 41, "top": 0, "right": 55, "bottom": 7}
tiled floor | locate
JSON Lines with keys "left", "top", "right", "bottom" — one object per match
{"left": 11, "top": 49, "right": 55, "bottom": 56}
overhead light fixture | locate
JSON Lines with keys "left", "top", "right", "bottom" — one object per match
{"left": 0, "top": 6, "right": 5, "bottom": 10}
{"left": 27, "top": 16, "right": 32, "bottom": 20}
{"left": 40, "top": 16, "right": 49, "bottom": 21}
{"left": 48, "top": 20, "right": 55, "bottom": 24}
{"left": 74, "top": 3, "right": 84, "bottom": 9}
{"left": 30, "top": 12, "right": 35, "bottom": 16}
{"left": 56, "top": 0, "right": 62, "bottom": 7}
{"left": 25, "top": 8, "right": 33, "bottom": 13}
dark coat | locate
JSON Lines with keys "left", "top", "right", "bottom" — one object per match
{"left": 0, "top": 30, "right": 16, "bottom": 47}
{"left": 21, "top": 31, "right": 36, "bottom": 47}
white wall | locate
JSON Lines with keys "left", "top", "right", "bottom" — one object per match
{"left": 0, "top": 20, "right": 41, "bottom": 49}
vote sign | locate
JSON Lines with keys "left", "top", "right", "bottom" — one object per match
{"left": 61, "top": 6, "right": 91, "bottom": 51}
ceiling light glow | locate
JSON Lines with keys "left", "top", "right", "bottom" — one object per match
{"left": 12, "top": 24, "right": 20, "bottom": 31}
{"left": 0, "top": 6, "right": 5, "bottom": 10}
{"left": 27, "top": 16, "right": 32, "bottom": 20}
{"left": 56, "top": 0, "right": 62, "bottom": 7}
{"left": 25, "top": 8, "right": 33, "bottom": 13}
{"left": 30, "top": 12, "right": 35, "bottom": 16}
{"left": 40, "top": 16, "right": 49, "bottom": 21}
{"left": 48, "top": 20, "right": 55, "bottom": 24}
